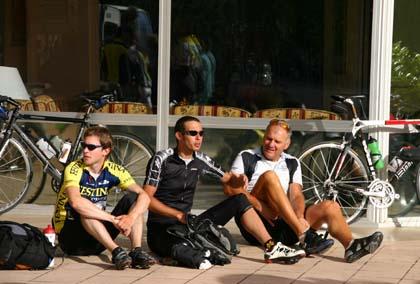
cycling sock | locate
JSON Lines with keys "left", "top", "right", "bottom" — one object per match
{"left": 264, "top": 239, "right": 276, "bottom": 251}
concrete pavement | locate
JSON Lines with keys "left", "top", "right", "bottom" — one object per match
{"left": 1, "top": 204, "right": 420, "bottom": 284}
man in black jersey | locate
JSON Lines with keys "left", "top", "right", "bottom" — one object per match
{"left": 143, "top": 116, "right": 305, "bottom": 269}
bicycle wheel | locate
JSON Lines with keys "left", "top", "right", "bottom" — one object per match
{"left": 387, "top": 162, "right": 418, "bottom": 217}
{"left": 298, "top": 142, "right": 370, "bottom": 224}
{"left": 0, "top": 137, "right": 32, "bottom": 214}
{"left": 107, "top": 133, "right": 153, "bottom": 207}
{"left": 23, "top": 153, "right": 47, "bottom": 203}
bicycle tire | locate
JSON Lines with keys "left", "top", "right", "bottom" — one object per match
{"left": 0, "top": 137, "right": 32, "bottom": 214}
{"left": 387, "top": 162, "right": 418, "bottom": 217}
{"left": 298, "top": 142, "right": 369, "bottom": 224}
{"left": 107, "top": 132, "right": 153, "bottom": 208}
{"left": 23, "top": 153, "right": 47, "bottom": 203}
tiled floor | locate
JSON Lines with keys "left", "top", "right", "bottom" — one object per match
{"left": 1, "top": 204, "right": 420, "bottom": 284}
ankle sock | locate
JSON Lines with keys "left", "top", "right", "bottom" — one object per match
{"left": 264, "top": 239, "right": 276, "bottom": 251}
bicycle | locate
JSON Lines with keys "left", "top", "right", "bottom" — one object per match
{"left": 298, "top": 95, "right": 402, "bottom": 224}
{"left": 0, "top": 91, "right": 153, "bottom": 214}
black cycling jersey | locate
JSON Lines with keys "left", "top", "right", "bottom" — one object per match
{"left": 144, "top": 148, "right": 224, "bottom": 224}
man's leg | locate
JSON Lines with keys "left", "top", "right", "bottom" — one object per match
{"left": 112, "top": 192, "right": 155, "bottom": 268}
{"left": 306, "top": 200, "right": 383, "bottom": 262}
{"left": 251, "top": 171, "right": 307, "bottom": 237}
{"left": 198, "top": 194, "right": 305, "bottom": 263}
{"left": 305, "top": 200, "right": 352, "bottom": 247}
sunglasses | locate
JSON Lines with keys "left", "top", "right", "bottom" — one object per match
{"left": 81, "top": 142, "right": 103, "bottom": 151}
{"left": 183, "top": 130, "right": 204, "bottom": 137}
{"left": 269, "top": 119, "right": 291, "bottom": 132}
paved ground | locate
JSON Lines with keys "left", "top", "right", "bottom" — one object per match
{"left": 1, "top": 204, "right": 420, "bottom": 284}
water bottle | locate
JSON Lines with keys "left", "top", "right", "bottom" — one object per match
{"left": 367, "top": 136, "right": 385, "bottom": 169}
{"left": 36, "top": 138, "right": 57, "bottom": 159}
{"left": 59, "top": 140, "right": 72, "bottom": 163}
{"left": 43, "top": 224, "right": 55, "bottom": 268}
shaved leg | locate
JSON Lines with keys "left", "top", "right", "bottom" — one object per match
{"left": 251, "top": 171, "right": 307, "bottom": 236}
{"left": 240, "top": 208, "right": 272, "bottom": 245}
{"left": 305, "top": 201, "right": 353, "bottom": 248}
{"left": 81, "top": 218, "right": 119, "bottom": 252}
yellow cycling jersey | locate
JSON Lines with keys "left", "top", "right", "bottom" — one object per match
{"left": 53, "top": 159, "right": 135, "bottom": 233}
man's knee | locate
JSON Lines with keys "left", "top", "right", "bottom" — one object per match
{"left": 231, "top": 193, "right": 252, "bottom": 214}
{"left": 259, "top": 170, "right": 278, "bottom": 182}
{"left": 321, "top": 200, "right": 342, "bottom": 214}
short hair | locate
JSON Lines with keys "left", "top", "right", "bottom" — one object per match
{"left": 174, "top": 116, "right": 201, "bottom": 134}
{"left": 83, "top": 126, "right": 113, "bottom": 150}
{"left": 266, "top": 119, "right": 292, "bottom": 138}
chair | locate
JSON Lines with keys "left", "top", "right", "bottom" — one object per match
{"left": 96, "top": 102, "right": 152, "bottom": 114}
{"left": 253, "top": 108, "right": 341, "bottom": 120}
{"left": 172, "top": 105, "right": 251, "bottom": 118}
{"left": 15, "top": 95, "right": 61, "bottom": 112}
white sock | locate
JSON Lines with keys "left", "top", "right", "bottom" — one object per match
{"left": 199, "top": 259, "right": 212, "bottom": 270}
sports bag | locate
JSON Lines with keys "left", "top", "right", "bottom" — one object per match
{"left": 0, "top": 221, "right": 56, "bottom": 270}
{"left": 167, "top": 214, "right": 240, "bottom": 265}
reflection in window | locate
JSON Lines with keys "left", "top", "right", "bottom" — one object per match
{"left": 100, "top": 1, "right": 158, "bottom": 114}
{"left": 170, "top": 0, "right": 372, "bottom": 118}
{"left": 392, "top": 1, "right": 420, "bottom": 119}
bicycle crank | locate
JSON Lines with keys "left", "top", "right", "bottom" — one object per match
{"left": 365, "top": 179, "right": 400, "bottom": 209}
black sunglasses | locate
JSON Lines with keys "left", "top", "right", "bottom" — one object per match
{"left": 183, "top": 130, "right": 204, "bottom": 137}
{"left": 81, "top": 142, "right": 103, "bottom": 151}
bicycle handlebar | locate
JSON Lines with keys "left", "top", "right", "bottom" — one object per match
{"left": 0, "top": 95, "right": 20, "bottom": 107}
{"left": 80, "top": 90, "right": 116, "bottom": 110}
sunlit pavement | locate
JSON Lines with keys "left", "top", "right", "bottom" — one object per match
{"left": 1, "top": 204, "right": 420, "bottom": 284}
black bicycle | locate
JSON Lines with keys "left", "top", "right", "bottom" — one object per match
{"left": 0, "top": 91, "right": 153, "bottom": 214}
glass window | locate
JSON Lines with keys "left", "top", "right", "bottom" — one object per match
{"left": 390, "top": 0, "right": 420, "bottom": 217}
{"left": 170, "top": 0, "right": 372, "bottom": 119}
{"left": 1, "top": 1, "right": 158, "bottom": 113}
{"left": 99, "top": 1, "right": 159, "bottom": 113}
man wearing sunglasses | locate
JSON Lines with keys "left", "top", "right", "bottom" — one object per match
{"left": 53, "top": 126, "right": 155, "bottom": 270}
{"left": 143, "top": 116, "right": 305, "bottom": 269}
{"left": 229, "top": 119, "right": 383, "bottom": 263}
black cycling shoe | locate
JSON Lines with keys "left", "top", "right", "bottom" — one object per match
{"left": 112, "top": 247, "right": 132, "bottom": 270}
{"left": 301, "top": 229, "right": 335, "bottom": 256}
{"left": 345, "top": 231, "right": 383, "bottom": 263}
{"left": 129, "top": 247, "right": 156, "bottom": 269}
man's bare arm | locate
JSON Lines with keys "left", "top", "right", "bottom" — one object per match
{"left": 115, "top": 183, "right": 150, "bottom": 236}
{"left": 67, "top": 186, "right": 117, "bottom": 224}
{"left": 143, "top": 184, "right": 187, "bottom": 223}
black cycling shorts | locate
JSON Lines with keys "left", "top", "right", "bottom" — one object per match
{"left": 58, "top": 192, "right": 137, "bottom": 255}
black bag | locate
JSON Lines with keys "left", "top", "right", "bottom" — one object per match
{"left": 0, "top": 221, "right": 56, "bottom": 270}
{"left": 167, "top": 215, "right": 240, "bottom": 265}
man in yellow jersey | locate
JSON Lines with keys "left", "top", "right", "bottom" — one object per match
{"left": 53, "top": 126, "right": 155, "bottom": 270}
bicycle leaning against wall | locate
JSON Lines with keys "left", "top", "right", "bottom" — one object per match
{"left": 0, "top": 91, "right": 153, "bottom": 214}
{"left": 298, "top": 95, "right": 404, "bottom": 225}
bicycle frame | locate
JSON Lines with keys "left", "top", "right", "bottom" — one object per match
{"left": 326, "top": 98, "right": 390, "bottom": 200}
{"left": 0, "top": 101, "right": 95, "bottom": 185}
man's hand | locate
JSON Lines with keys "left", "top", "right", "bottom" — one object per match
{"left": 222, "top": 172, "right": 248, "bottom": 196}
{"left": 115, "top": 215, "right": 134, "bottom": 236}
{"left": 176, "top": 212, "right": 187, "bottom": 224}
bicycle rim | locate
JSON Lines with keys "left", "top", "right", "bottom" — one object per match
{"left": 24, "top": 153, "right": 47, "bottom": 203}
{"left": 387, "top": 163, "right": 418, "bottom": 217}
{"left": 0, "top": 138, "right": 32, "bottom": 214}
{"left": 298, "top": 142, "right": 369, "bottom": 224}
{"left": 107, "top": 133, "right": 153, "bottom": 207}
